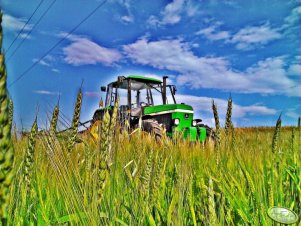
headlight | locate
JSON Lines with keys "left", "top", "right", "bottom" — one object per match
{"left": 192, "top": 120, "right": 197, "bottom": 126}
{"left": 174, "top": 118, "right": 180, "bottom": 125}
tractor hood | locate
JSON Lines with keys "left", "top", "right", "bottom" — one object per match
{"left": 143, "top": 104, "right": 193, "bottom": 116}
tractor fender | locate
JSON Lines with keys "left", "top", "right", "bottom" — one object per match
{"left": 92, "top": 108, "right": 107, "bottom": 122}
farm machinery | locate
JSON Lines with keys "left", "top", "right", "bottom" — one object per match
{"left": 86, "top": 75, "right": 215, "bottom": 142}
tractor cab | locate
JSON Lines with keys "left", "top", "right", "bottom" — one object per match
{"left": 92, "top": 75, "right": 212, "bottom": 142}
{"left": 101, "top": 75, "right": 176, "bottom": 119}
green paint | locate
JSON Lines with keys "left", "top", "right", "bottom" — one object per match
{"left": 144, "top": 104, "right": 207, "bottom": 141}
{"left": 183, "top": 127, "right": 197, "bottom": 141}
{"left": 144, "top": 104, "right": 193, "bottom": 115}
{"left": 198, "top": 127, "right": 206, "bottom": 142}
{"left": 172, "top": 111, "right": 193, "bottom": 130}
{"left": 127, "top": 75, "right": 162, "bottom": 84}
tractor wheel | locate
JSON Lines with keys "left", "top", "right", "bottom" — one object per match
{"left": 142, "top": 119, "right": 162, "bottom": 142}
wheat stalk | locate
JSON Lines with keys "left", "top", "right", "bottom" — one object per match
{"left": 149, "top": 151, "right": 164, "bottom": 206}
{"left": 208, "top": 178, "right": 218, "bottom": 225}
{"left": 212, "top": 100, "right": 221, "bottom": 144}
{"left": 0, "top": 12, "right": 15, "bottom": 221}
{"left": 97, "top": 153, "right": 108, "bottom": 204}
{"left": 231, "top": 124, "right": 236, "bottom": 151}
{"left": 96, "top": 104, "right": 113, "bottom": 204}
{"left": 268, "top": 181, "right": 274, "bottom": 207}
{"left": 50, "top": 103, "right": 59, "bottom": 134}
{"left": 141, "top": 149, "right": 154, "bottom": 201}
{"left": 212, "top": 100, "right": 221, "bottom": 165}
{"left": 99, "top": 110, "right": 110, "bottom": 157}
{"left": 107, "top": 98, "right": 119, "bottom": 162}
{"left": 271, "top": 115, "right": 281, "bottom": 153}
{"left": 225, "top": 96, "right": 233, "bottom": 136}
{"left": 8, "top": 99, "right": 13, "bottom": 133}
{"left": 23, "top": 117, "right": 38, "bottom": 192}
{"left": 67, "top": 89, "right": 82, "bottom": 152}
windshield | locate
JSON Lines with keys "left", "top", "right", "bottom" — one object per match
{"left": 105, "top": 79, "right": 176, "bottom": 108}
{"left": 117, "top": 82, "right": 162, "bottom": 107}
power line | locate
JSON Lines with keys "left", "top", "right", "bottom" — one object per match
{"left": 5, "top": 0, "right": 45, "bottom": 54}
{"left": 6, "top": 0, "right": 57, "bottom": 61}
{"left": 8, "top": 0, "right": 108, "bottom": 88}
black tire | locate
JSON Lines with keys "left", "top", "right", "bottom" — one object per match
{"left": 142, "top": 119, "right": 162, "bottom": 142}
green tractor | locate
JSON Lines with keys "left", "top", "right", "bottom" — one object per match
{"left": 90, "top": 75, "right": 215, "bottom": 142}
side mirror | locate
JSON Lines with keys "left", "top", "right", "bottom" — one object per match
{"left": 101, "top": 86, "right": 106, "bottom": 92}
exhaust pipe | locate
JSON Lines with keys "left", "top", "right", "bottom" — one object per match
{"left": 163, "top": 76, "right": 168, "bottom": 105}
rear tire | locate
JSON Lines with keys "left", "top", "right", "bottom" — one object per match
{"left": 142, "top": 119, "right": 162, "bottom": 142}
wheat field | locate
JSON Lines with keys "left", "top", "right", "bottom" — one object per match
{"left": 1, "top": 11, "right": 301, "bottom": 226}
{"left": 5, "top": 98, "right": 301, "bottom": 225}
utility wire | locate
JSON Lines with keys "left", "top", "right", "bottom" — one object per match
{"left": 8, "top": 0, "right": 108, "bottom": 88}
{"left": 6, "top": 0, "right": 57, "bottom": 61}
{"left": 5, "top": 0, "right": 45, "bottom": 54}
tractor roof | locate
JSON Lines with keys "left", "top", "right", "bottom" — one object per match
{"left": 126, "top": 75, "right": 162, "bottom": 84}
{"left": 109, "top": 75, "right": 162, "bottom": 90}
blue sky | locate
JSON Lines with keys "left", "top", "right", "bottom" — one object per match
{"left": 1, "top": 0, "right": 300, "bottom": 130}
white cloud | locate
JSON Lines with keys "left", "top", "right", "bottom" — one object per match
{"left": 286, "top": 110, "right": 300, "bottom": 119}
{"left": 288, "top": 64, "right": 301, "bottom": 76}
{"left": 123, "top": 38, "right": 299, "bottom": 97}
{"left": 174, "top": 94, "right": 277, "bottom": 126}
{"left": 33, "top": 90, "right": 60, "bottom": 95}
{"left": 51, "top": 68, "right": 60, "bottom": 73}
{"left": 115, "top": 0, "right": 134, "bottom": 24}
{"left": 161, "top": 0, "right": 185, "bottom": 25}
{"left": 84, "top": 91, "right": 100, "bottom": 98}
{"left": 62, "top": 34, "right": 122, "bottom": 66}
{"left": 196, "top": 22, "right": 230, "bottom": 41}
{"left": 147, "top": 0, "right": 198, "bottom": 27}
{"left": 196, "top": 21, "right": 281, "bottom": 50}
{"left": 19, "top": 33, "right": 32, "bottom": 39}
{"left": 2, "top": 14, "right": 32, "bottom": 31}
{"left": 33, "top": 55, "right": 56, "bottom": 67}
{"left": 33, "top": 55, "right": 60, "bottom": 73}
{"left": 284, "top": 6, "right": 301, "bottom": 25}
{"left": 176, "top": 94, "right": 277, "bottom": 118}
{"left": 229, "top": 24, "right": 282, "bottom": 50}
{"left": 120, "top": 15, "right": 134, "bottom": 23}
{"left": 33, "top": 58, "right": 51, "bottom": 67}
